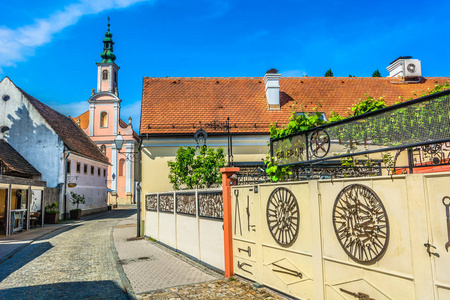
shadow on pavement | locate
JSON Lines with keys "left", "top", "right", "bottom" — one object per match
{"left": 0, "top": 280, "right": 128, "bottom": 299}
{"left": 0, "top": 241, "right": 53, "bottom": 282}
{"left": 0, "top": 224, "right": 81, "bottom": 279}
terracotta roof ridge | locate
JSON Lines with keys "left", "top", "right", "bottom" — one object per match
{"left": 144, "top": 76, "right": 264, "bottom": 80}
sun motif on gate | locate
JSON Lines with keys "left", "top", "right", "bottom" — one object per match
{"left": 332, "top": 184, "right": 389, "bottom": 264}
{"left": 266, "top": 187, "right": 300, "bottom": 247}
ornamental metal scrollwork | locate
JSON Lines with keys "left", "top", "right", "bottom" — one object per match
{"left": 332, "top": 184, "right": 389, "bottom": 264}
{"left": 309, "top": 129, "right": 330, "bottom": 158}
{"left": 266, "top": 187, "right": 300, "bottom": 247}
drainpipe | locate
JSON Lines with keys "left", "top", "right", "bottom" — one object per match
{"left": 63, "top": 150, "right": 70, "bottom": 220}
{"left": 136, "top": 136, "right": 144, "bottom": 237}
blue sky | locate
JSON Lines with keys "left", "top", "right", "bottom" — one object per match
{"left": 1, "top": 0, "right": 450, "bottom": 134}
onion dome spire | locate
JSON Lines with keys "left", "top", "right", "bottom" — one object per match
{"left": 100, "top": 17, "right": 116, "bottom": 63}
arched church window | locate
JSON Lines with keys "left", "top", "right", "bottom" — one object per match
{"left": 102, "top": 70, "right": 108, "bottom": 80}
{"left": 100, "top": 112, "right": 108, "bottom": 128}
{"left": 100, "top": 145, "right": 106, "bottom": 155}
{"left": 119, "top": 158, "right": 125, "bottom": 176}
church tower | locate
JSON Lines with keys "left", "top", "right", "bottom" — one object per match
{"left": 88, "top": 18, "right": 121, "bottom": 137}
{"left": 97, "top": 18, "right": 119, "bottom": 94}
{"left": 74, "top": 18, "right": 139, "bottom": 206}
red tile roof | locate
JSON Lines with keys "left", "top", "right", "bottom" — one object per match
{"left": 140, "top": 76, "right": 450, "bottom": 135}
{"left": 0, "top": 139, "right": 41, "bottom": 176}
{"left": 16, "top": 88, "right": 110, "bottom": 164}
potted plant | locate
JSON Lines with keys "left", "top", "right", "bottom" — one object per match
{"left": 44, "top": 202, "right": 59, "bottom": 224}
{"left": 70, "top": 192, "right": 85, "bottom": 220}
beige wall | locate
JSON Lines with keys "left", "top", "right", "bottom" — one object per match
{"left": 140, "top": 135, "right": 269, "bottom": 224}
{"left": 232, "top": 173, "right": 450, "bottom": 299}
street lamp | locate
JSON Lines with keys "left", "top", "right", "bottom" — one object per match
{"left": 114, "top": 133, "right": 124, "bottom": 151}
{"left": 113, "top": 132, "right": 141, "bottom": 238}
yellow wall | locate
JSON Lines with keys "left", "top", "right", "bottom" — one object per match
{"left": 140, "top": 135, "right": 270, "bottom": 225}
{"left": 0, "top": 189, "right": 6, "bottom": 217}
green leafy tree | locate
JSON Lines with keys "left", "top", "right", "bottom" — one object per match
{"left": 70, "top": 192, "right": 86, "bottom": 211}
{"left": 324, "top": 69, "right": 334, "bottom": 77}
{"left": 372, "top": 69, "right": 382, "bottom": 77}
{"left": 168, "top": 146, "right": 196, "bottom": 190}
{"left": 168, "top": 146, "right": 225, "bottom": 189}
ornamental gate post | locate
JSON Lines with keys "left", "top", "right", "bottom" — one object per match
{"left": 220, "top": 167, "right": 239, "bottom": 277}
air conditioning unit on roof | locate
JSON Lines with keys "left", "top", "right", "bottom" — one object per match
{"left": 387, "top": 57, "right": 421, "bottom": 78}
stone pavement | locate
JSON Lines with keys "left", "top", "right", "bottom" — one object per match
{"left": 113, "top": 212, "right": 287, "bottom": 300}
{"left": 0, "top": 207, "right": 287, "bottom": 299}
{"left": 0, "top": 209, "right": 135, "bottom": 299}
{"left": 0, "top": 223, "right": 67, "bottom": 263}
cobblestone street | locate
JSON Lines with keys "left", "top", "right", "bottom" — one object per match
{"left": 0, "top": 209, "right": 134, "bottom": 299}
{"left": 0, "top": 208, "right": 285, "bottom": 300}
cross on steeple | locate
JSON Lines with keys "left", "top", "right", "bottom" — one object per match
{"left": 100, "top": 17, "right": 116, "bottom": 63}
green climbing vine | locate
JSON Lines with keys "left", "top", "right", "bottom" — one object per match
{"left": 265, "top": 83, "right": 450, "bottom": 182}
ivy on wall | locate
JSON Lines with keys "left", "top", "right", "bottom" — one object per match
{"left": 266, "top": 83, "right": 450, "bottom": 182}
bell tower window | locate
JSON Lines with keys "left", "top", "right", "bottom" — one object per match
{"left": 100, "top": 112, "right": 108, "bottom": 128}
{"left": 102, "top": 70, "right": 109, "bottom": 80}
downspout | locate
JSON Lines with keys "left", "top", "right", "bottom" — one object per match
{"left": 136, "top": 136, "right": 144, "bottom": 237}
{"left": 63, "top": 149, "right": 70, "bottom": 220}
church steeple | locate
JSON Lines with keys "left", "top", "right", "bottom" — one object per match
{"left": 100, "top": 17, "right": 116, "bottom": 63}
{"left": 96, "top": 17, "right": 120, "bottom": 94}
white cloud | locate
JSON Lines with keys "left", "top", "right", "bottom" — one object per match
{"left": 0, "top": 0, "right": 153, "bottom": 71}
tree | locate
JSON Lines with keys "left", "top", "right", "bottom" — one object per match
{"left": 324, "top": 69, "right": 334, "bottom": 77}
{"left": 168, "top": 146, "right": 225, "bottom": 189}
{"left": 372, "top": 69, "right": 382, "bottom": 77}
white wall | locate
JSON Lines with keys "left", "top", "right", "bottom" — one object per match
{"left": 65, "top": 153, "right": 108, "bottom": 214}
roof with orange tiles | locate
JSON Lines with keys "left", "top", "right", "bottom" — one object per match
{"left": 75, "top": 110, "right": 89, "bottom": 130}
{"left": 140, "top": 76, "right": 450, "bottom": 135}
{"left": 16, "top": 87, "right": 110, "bottom": 164}
{"left": 0, "top": 139, "right": 41, "bottom": 177}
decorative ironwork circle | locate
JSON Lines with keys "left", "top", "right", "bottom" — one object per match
{"left": 421, "top": 144, "right": 442, "bottom": 155}
{"left": 266, "top": 187, "right": 300, "bottom": 247}
{"left": 309, "top": 129, "right": 330, "bottom": 158}
{"left": 332, "top": 184, "right": 389, "bottom": 264}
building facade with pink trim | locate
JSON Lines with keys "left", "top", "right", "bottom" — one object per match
{"left": 74, "top": 22, "right": 139, "bottom": 205}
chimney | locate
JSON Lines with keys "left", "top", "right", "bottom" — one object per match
{"left": 264, "top": 69, "right": 281, "bottom": 110}
{"left": 387, "top": 56, "right": 422, "bottom": 79}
